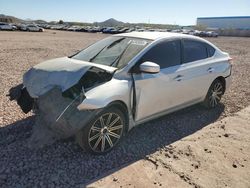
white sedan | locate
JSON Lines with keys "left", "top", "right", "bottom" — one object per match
{"left": 9, "top": 32, "right": 232, "bottom": 154}
{"left": 0, "top": 22, "right": 16, "bottom": 31}
{"left": 25, "top": 25, "right": 44, "bottom": 32}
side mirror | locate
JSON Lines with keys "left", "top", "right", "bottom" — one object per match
{"left": 139, "top": 61, "right": 160, "bottom": 74}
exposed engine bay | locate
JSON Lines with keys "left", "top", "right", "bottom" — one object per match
{"left": 62, "top": 67, "right": 113, "bottom": 100}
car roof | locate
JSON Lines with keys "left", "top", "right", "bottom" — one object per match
{"left": 115, "top": 31, "right": 200, "bottom": 41}
{"left": 115, "top": 31, "right": 220, "bottom": 52}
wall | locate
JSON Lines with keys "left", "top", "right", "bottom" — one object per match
{"left": 197, "top": 17, "right": 250, "bottom": 30}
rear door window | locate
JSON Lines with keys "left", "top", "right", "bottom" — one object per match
{"left": 183, "top": 40, "right": 208, "bottom": 63}
{"left": 139, "top": 40, "right": 181, "bottom": 69}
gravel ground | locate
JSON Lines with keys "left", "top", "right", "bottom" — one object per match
{"left": 0, "top": 31, "right": 250, "bottom": 187}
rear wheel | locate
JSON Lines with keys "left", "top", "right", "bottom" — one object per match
{"left": 203, "top": 79, "right": 224, "bottom": 108}
{"left": 76, "top": 106, "right": 126, "bottom": 154}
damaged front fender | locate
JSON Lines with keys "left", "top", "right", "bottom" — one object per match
{"left": 78, "top": 78, "right": 132, "bottom": 111}
{"left": 77, "top": 77, "right": 136, "bottom": 131}
{"left": 35, "top": 87, "right": 101, "bottom": 138}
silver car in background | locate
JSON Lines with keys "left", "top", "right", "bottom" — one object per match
{"left": 0, "top": 22, "right": 17, "bottom": 31}
{"left": 9, "top": 32, "right": 232, "bottom": 154}
{"left": 25, "top": 24, "right": 44, "bottom": 32}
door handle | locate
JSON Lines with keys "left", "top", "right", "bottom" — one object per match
{"left": 207, "top": 67, "right": 214, "bottom": 73}
{"left": 174, "top": 75, "right": 183, "bottom": 81}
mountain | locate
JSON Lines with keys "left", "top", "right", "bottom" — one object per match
{"left": 0, "top": 15, "right": 179, "bottom": 29}
{"left": 0, "top": 14, "right": 23, "bottom": 23}
{"left": 94, "top": 18, "right": 124, "bottom": 27}
{"left": 0, "top": 14, "right": 48, "bottom": 24}
{"left": 33, "top": 19, "right": 47, "bottom": 24}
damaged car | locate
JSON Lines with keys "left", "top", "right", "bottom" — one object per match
{"left": 8, "top": 32, "right": 232, "bottom": 154}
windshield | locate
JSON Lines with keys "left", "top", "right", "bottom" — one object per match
{"left": 71, "top": 36, "right": 151, "bottom": 69}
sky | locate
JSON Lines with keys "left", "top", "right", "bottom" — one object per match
{"left": 0, "top": 0, "right": 250, "bottom": 25}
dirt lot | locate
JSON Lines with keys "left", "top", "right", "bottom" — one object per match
{"left": 0, "top": 30, "right": 250, "bottom": 187}
{"left": 88, "top": 106, "right": 250, "bottom": 188}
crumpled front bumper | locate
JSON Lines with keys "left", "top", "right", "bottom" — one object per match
{"left": 35, "top": 87, "right": 100, "bottom": 138}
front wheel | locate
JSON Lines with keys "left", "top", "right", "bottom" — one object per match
{"left": 203, "top": 79, "right": 224, "bottom": 108}
{"left": 76, "top": 106, "right": 126, "bottom": 154}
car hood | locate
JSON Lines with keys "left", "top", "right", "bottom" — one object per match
{"left": 23, "top": 57, "right": 117, "bottom": 98}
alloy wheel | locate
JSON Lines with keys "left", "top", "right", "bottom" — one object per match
{"left": 209, "top": 82, "right": 223, "bottom": 107}
{"left": 88, "top": 113, "right": 124, "bottom": 153}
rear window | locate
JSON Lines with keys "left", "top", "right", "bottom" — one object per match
{"left": 183, "top": 40, "right": 208, "bottom": 63}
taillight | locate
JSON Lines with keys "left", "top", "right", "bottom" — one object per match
{"left": 228, "top": 57, "right": 233, "bottom": 65}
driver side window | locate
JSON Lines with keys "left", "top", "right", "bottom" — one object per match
{"left": 139, "top": 40, "right": 181, "bottom": 69}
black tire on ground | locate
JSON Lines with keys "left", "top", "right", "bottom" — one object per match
{"left": 203, "top": 79, "right": 225, "bottom": 109}
{"left": 76, "top": 106, "right": 126, "bottom": 155}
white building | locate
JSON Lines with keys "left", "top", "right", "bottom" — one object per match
{"left": 197, "top": 16, "right": 250, "bottom": 29}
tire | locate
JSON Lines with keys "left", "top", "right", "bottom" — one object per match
{"left": 203, "top": 79, "right": 224, "bottom": 109}
{"left": 76, "top": 106, "right": 126, "bottom": 154}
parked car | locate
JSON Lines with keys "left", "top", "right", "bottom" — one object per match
{"left": 126, "top": 28, "right": 135, "bottom": 33}
{"left": 18, "top": 24, "right": 28, "bottom": 31}
{"left": 67, "top": 26, "right": 80, "bottom": 32}
{"left": 207, "top": 31, "right": 219, "bottom": 37}
{"left": 8, "top": 32, "right": 232, "bottom": 154}
{"left": 50, "top": 25, "right": 66, "bottom": 30}
{"left": 76, "top": 27, "right": 88, "bottom": 32}
{"left": 117, "top": 27, "right": 129, "bottom": 33}
{"left": 171, "top": 29, "right": 182, "bottom": 33}
{"left": 44, "top": 24, "right": 52, "bottom": 29}
{"left": 192, "top": 30, "right": 201, "bottom": 36}
{"left": 88, "top": 27, "right": 102, "bottom": 33}
{"left": 136, "top": 28, "right": 145, "bottom": 32}
{"left": 0, "top": 22, "right": 17, "bottom": 31}
{"left": 102, "top": 27, "right": 116, "bottom": 34}
{"left": 199, "top": 31, "right": 209, "bottom": 37}
{"left": 26, "top": 25, "right": 44, "bottom": 32}
{"left": 181, "top": 29, "right": 190, "bottom": 34}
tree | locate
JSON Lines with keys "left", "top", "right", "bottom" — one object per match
{"left": 58, "top": 20, "right": 64, "bottom": 24}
